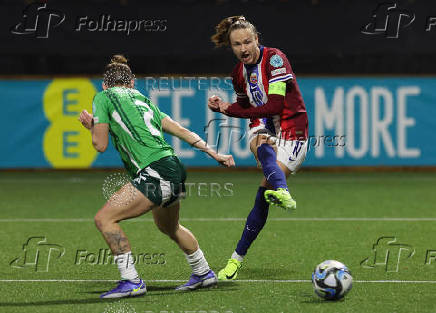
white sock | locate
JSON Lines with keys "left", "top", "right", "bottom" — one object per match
{"left": 231, "top": 251, "right": 244, "bottom": 262}
{"left": 185, "top": 248, "right": 210, "bottom": 276}
{"left": 114, "top": 251, "right": 140, "bottom": 283}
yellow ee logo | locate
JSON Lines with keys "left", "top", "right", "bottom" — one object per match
{"left": 43, "top": 79, "right": 98, "bottom": 168}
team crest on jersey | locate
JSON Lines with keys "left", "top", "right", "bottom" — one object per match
{"left": 270, "top": 54, "right": 283, "bottom": 68}
{"left": 249, "top": 72, "right": 258, "bottom": 84}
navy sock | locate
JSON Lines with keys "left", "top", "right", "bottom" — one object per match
{"left": 257, "top": 144, "right": 288, "bottom": 190}
{"left": 235, "top": 187, "right": 270, "bottom": 256}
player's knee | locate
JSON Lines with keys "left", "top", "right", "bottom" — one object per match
{"left": 258, "top": 142, "right": 276, "bottom": 155}
{"left": 167, "top": 225, "right": 180, "bottom": 241}
{"left": 94, "top": 211, "right": 112, "bottom": 230}
{"left": 162, "top": 223, "right": 180, "bottom": 241}
{"left": 154, "top": 222, "right": 167, "bottom": 235}
{"left": 167, "top": 232, "right": 178, "bottom": 242}
{"left": 155, "top": 222, "right": 175, "bottom": 237}
{"left": 255, "top": 135, "right": 276, "bottom": 148}
{"left": 255, "top": 136, "right": 267, "bottom": 148}
{"left": 94, "top": 213, "right": 104, "bottom": 231}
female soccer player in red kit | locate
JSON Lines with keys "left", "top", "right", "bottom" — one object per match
{"left": 208, "top": 16, "right": 309, "bottom": 280}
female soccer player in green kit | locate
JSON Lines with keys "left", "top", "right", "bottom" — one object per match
{"left": 79, "top": 55, "right": 235, "bottom": 299}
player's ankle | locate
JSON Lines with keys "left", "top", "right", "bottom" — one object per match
{"left": 231, "top": 251, "right": 244, "bottom": 263}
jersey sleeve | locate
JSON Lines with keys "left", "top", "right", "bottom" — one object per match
{"left": 146, "top": 96, "right": 167, "bottom": 121}
{"left": 266, "top": 49, "right": 294, "bottom": 84}
{"left": 231, "top": 63, "right": 248, "bottom": 98}
{"left": 225, "top": 94, "right": 284, "bottom": 118}
{"left": 159, "top": 111, "right": 168, "bottom": 120}
{"left": 231, "top": 63, "right": 251, "bottom": 108}
{"left": 92, "top": 92, "right": 110, "bottom": 124}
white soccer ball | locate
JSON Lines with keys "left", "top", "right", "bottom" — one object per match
{"left": 311, "top": 260, "right": 352, "bottom": 300}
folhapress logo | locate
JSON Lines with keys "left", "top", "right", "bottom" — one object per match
{"left": 9, "top": 236, "right": 65, "bottom": 272}
{"left": 10, "top": 3, "right": 65, "bottom": 38}
{"left": 360, "top": 236, "right": 415, "bottom": 272}
{"left": 361, "top": 3, "right": 415, "bottom": 38}
{"left": 11, "top": 3, "right": 167, "bottom": 38}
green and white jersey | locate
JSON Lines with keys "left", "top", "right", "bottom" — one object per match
{"left": 92, "top": 87, "right": 175, "bottom": 177}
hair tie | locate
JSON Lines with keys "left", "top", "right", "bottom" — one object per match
{"left": 229, "top": 16, "right": 245, "bottom": 25}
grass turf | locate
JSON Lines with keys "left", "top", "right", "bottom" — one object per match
{"left": 0, "top": 170, "right": 436, "bottom": 313}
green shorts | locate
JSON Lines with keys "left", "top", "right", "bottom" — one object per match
{"left": 132, "top": 156, "right": 187, "bottom": 207}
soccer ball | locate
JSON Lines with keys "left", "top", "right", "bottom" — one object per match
{"left": 311, "top": 260, "right": 352, "bottom": 300}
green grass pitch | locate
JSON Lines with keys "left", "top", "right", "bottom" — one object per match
{"left": 1, "top": 170, "right": 436, "bottom": 313}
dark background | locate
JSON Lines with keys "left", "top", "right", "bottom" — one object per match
{"left": 1, "top": 0, "right": 436, "bottom": 75}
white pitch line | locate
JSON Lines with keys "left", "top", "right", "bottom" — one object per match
{"left": 1, "top": 279, "right": 436, "bottom": 284}
{"left": 1, "top": 217, "right": 436, "bottom": 222}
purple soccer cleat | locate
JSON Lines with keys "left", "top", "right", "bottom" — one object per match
{"left": 176, "top": 270, "right": 218, "bottom": 291}
{"left": 100, "top": 279, "right": 147, "bottom": 299}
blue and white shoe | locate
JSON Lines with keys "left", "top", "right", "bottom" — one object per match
{"left": 100, "top": 279, "right": 147, "bottom": 299}
{"left": 176, "top": 270, "right": 218, "bottom": 291}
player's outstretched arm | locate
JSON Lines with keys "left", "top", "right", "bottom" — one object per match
{"left": 213, "top": 81, "right": 288, "bottom": 118}
{"left": 78, "top": 109, "right": 109, "bottom": 152}
{"left": 161, "top": 116, "right": 235, "bottom": 167}
{"left": 222, "top": 94, "right": 284, "bottom": 118}
{"left": 207, "top": 94, "right": 250, "bottom": 114}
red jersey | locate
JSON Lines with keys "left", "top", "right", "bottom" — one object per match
{"left": 230, "top": 46, "right": 308, "bottom": 140}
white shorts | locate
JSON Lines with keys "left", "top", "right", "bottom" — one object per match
{"left": 248, "top": 124, "right": 308, "bottom": 174}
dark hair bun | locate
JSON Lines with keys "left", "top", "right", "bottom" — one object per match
{"left": 111, "top": 54, "right": 128, "bottom": 65}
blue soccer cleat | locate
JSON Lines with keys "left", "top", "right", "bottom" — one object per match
{"left": 175, "top": 270, "right": 218, "bottom": 291}
{"left": 100, "top": 279, "right": 147, "bottom": 299}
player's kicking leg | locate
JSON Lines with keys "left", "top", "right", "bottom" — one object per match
{"left": 219, "top": 134, "right": 299, "bottom": 281}
{"left": 218, "top": 175, "right": 288, "bottom": 281}
{"left": 94, "top": 183, "right": 154, "bottom": 298}
{"left": 254, "top": 135, "right": 296, "bottom": 211}
{"left": 152, "top": 200, "right": 217, "bottom": 291}
{"left": 263, "top": 139, "right": 308, "bottom": 210}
